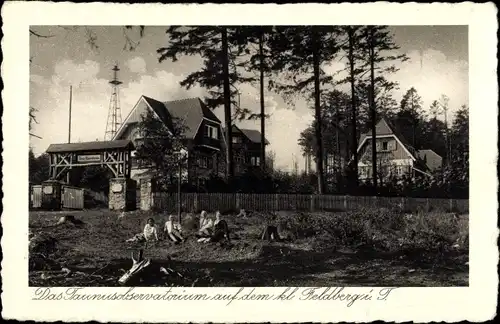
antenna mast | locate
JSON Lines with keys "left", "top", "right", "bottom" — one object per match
{"left": 104, "top": 64, "right": 123, "bottom": 140}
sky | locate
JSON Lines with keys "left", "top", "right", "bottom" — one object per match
{"left": 29, "top": 26, "right": 468, "bottom": 172}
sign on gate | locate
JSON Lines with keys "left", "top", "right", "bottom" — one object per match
{"left": 77, "top": 154, "right": 101, "bottom": 163}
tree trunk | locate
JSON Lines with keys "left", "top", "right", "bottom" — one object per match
{"left": 335, "top": 103, "right": 341, "bottom": 189}
{"left": 348, "top": 27, "right": 359, "bottom": 190}
{"left": 259, "top": 32, "right": 266, "bottom": 172}
{"left": 221, "top": 28, "right": 234, "bottom": 181}
{"left": 369, "top": 28, "right": 378, "bottom": 192}
{"left": 312, "top": 30, "right": 325, "bottom": 194}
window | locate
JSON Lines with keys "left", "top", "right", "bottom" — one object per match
{"left": 197, "top": 156, "right": 213, "bottom": 169}
{"left": 250, "top": 156, "right": 260, "bottom": 166}
{"left": 382, "top": 141, "right": 388, "bottom": 151}
{"left": 204, "top": 125, "right": 218, "bottom": 139}
{"left": 198, "top": 156, "right": 207, "bottom": 169}
{"left": 232, "top": 136, "right": 241, "bottom": 144}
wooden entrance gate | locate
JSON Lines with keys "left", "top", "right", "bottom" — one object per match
{"left": 46, "top": 140, "right": 134, "bottom": 181}
{"left": 61, "top": 185, "right": 84, "bottom": 209}
{"left": 30, "top": 184, "right": 85, "bottom": 210}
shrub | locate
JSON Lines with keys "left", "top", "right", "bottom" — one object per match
{"left": 272, "top": 208, "right": 468, "bottom": 255}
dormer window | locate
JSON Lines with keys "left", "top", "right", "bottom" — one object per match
{"left": 204, "top": 124, "right": 218, "bottom": 139}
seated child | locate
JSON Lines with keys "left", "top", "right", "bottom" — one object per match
{"left": 143, "top": 217, "right": 159, "bottom": 242}
{"left": 196, "top": 210, "right": 214, "bottom": 239}
{"left": 164, "top": 215, "right": 184, "bottom": 243}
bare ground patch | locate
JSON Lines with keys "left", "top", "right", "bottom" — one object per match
{"left": 29, "top": 209, "right": 468, "bottom": 287}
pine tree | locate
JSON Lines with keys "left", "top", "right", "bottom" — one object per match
{"left": 158, "top": 26, "right": 253, "bottom": 181}
{"left": 361, "top": 26, "right": 408, "bottom": 192}
{"left": 298, "top": 90, "right": 350, "bottom": 192}
{"left": 451, "top": 104, "right": 469, "bottom": 175}
{"left": 336, "top": 26, "right": 367, "bottom": 190}
{"left": 438, "top": 94, "right": 451, "bottom": 166}
{"left": 269, "top": 26, "right": 341, "bottom": 194}
{"left": 235, "top": 26, "right": 275, "bottom": 172}
{"left": 397, "top": 87, "right": 425, "bottom": 149}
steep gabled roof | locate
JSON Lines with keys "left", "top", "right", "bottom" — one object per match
{"left": 359, "top": 117, "right": 407, "bottom": 146}
{"left": 117, "top": 96, "right": 221, "bottom": 140}
{"left": 164, "top": 98, "right": 221, "bottom": 139}
{"left": 417, "top": 149, "right": 443, "bottom": 171}
{"left": 417, "top": 149, "right": 441, "bottom": 160}
{"left": 224, "top": 125, "right": 270, "bottom": 144}
{"left": 358, "top": 116, "right": 418, "bottom": 160}
{"left": 142, "top": 96, "right": 173, "bottom": 127}
{"left": 240, "top": 128, "right": 270, "bottom": 145}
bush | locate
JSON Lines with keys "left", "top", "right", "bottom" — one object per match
{"left": 273, "top": 208, "right": 468, "bottom": 255}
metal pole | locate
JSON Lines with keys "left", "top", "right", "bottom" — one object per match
{"left": 66, "top": 85, "right": 73, "bottom": 184}
{"left": 68, "top": 85, "right": 72, "bottom": 143}
{"left": 178, "top": 160, "right": 182, "bottom": 224}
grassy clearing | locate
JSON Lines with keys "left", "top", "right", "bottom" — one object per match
{"left": 29, "top": 208, "right": 468, "bottom": 287}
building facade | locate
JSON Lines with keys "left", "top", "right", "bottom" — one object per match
{"left": 113, "top": 95, "right": 268, "bottom": 186}
{"left": 228, "top": 125, "right": 269, "bottom": 175}
{"left": 356, "top": 117, "right": 442, "bottom": 181}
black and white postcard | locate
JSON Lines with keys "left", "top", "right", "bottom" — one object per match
{"left": 1, "top": 2, "right": 498, "bottom": 322}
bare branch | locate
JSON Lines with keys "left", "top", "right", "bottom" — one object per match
{"left": 30, "top": 29, "right": 55, "bottom": 38}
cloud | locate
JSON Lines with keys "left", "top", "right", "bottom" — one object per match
{"left": 388, "top": 49, "right": 468, "bottom": 117}
{"left": 29, "top": 59, "right": 205, "bottom": 156}
{"left": 30, "top": 47, "right": 468, "bottom": 173}
{"left": 125, "top": 56, "right": 147, "bottom": 74}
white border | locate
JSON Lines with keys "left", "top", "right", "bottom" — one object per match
{"left": 2, "top": 2, "right": 498, "bottom": 322}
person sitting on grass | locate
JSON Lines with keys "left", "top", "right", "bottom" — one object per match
{"left": 196, "top": 210, "right": 213, "bottom": 239}
{"left": 260, "top": 213, "right": 282, "bottom": 242}
{"left": 210, "top": 211, "right": 231, "bottom": 244}
{"left": 143, "top": 217, "right": 160, "bottom": 242}
{"left": 164, "top": 215, "right": 184, "bottom": 244}
{"left": 126, "top": 217, "right": 160, "bottom": 244}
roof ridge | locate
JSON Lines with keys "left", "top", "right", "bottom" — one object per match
{"left": 164, "top": 97, "right": 200, "bottom": 105}
{"left": 142, "top": 95, "right": 162, "bottom": 102}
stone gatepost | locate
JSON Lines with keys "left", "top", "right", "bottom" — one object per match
{"left": 109, "top": 178, "right": 137, "bottom": 211}
{"left": 139, "top": 177, "right": 153, "bottom": 211}
{"left": 41, "top": 180, "right": 62, "bottom": 210}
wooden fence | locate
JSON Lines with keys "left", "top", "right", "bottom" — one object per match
{"left": 61, "top": 185, "right": 85, "bottom": 209}
{"left": 151, "top": 192, "right": 469, "bottom": 213}
{"left": 31, "top": 185, "right": 42, "bottom": 208}
{"left": 30, "top": 184, "right": 85, "bottom": 210}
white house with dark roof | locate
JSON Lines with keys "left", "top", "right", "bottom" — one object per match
{"left": 356, "top": 117, "right": 442, "bottom": 181}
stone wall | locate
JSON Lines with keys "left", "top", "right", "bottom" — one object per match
{"left": 139, "top": 177, "right": 152, "bottom": 211}
{"left": 109, "top": 178, "right": 137, "bottom": 211}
